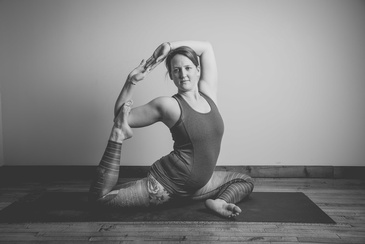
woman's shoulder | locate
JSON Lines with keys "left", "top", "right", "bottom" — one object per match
{"left": 152, "top": 96, "right": 178, "bottom": 108}
{"left": 151, "top": 96, "right": 181, "bottom": 128}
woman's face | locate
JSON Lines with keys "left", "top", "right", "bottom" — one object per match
{"left": 170, "top": 54, "right": 200, "bottom": 92}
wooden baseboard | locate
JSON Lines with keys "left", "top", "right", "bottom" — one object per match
{"left": 0, "top": 165, "right": 364, "bottom": 183}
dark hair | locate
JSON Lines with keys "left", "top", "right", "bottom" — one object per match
{"left": 165, "top": 46, "right": 199, "bottom": 79}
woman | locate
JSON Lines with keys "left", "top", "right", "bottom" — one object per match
{"left": 89, "top": 41, "right": 254, "bottom": 218}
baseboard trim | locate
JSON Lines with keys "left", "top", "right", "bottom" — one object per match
{"left": 0, "top": 165, "right": 364, "bottom": 183}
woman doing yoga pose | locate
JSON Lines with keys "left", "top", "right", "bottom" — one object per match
{"left": 89, "top": 41, "right": 254, "bottom": 218}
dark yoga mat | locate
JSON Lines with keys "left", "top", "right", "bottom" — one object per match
{"left": 0, "top": 191, "right": 335, "bottom": 224}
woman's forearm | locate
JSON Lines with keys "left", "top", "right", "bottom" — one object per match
{"left": 169, "top": 40, "right": 212, "bottom": 56}
{"left": 114, "top": 59, "right": 150, "bottom": 118}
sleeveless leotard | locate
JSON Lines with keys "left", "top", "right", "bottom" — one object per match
{"left": 149, "top": 92, "right": 224, "bottom": 196}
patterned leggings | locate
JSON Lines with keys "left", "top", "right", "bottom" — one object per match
{"left": 89, "top": 140, "right": 254, "bottom": 208}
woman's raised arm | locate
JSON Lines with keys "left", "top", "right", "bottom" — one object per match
{"left": 114, "top": 60, "right": 152, "bottom": 118}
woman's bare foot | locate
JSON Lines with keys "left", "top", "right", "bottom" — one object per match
{"left": 110, "top": 101, "right": 133, "bottom": 143}
{"left": 205, "top": 199, "right": 242, "bottom": 218}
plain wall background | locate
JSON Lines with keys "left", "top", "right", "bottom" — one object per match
{"left": 0, "top": 92, "right": 3, "bottom": 166}
{"left": 0, "top": 0, "right": 364, "bottom": 166}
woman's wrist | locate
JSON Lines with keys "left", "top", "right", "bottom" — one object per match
{"left": 129, "top": 80, "right": 137, "bottom": 85}
{"left": 126, "top": 77, "right": 137, "bottom": 86}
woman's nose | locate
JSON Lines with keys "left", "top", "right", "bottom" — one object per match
{"left": 179, "top": 69, "right": 186, "bottom": 78}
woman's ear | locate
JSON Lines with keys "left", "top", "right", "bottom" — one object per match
{"left": 197, "top": 65, "right": 201, "bottom": 77}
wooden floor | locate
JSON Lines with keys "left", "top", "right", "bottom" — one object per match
{"left": 0, "top": 177, "right": 364, "bottom": 243}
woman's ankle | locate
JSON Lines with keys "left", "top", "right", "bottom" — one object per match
{"left": 109, "top": 127, "right": 125, "bottom": 144}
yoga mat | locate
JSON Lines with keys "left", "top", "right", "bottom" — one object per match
{"left": 0, "top": 191, "right": 335, "bottom": 224}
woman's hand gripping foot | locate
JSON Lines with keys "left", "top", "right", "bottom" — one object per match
{"left": 205, "top": 199, "right": 242, "bottom": 218}
{"left": 110, "top": 101, "right": 134, "bottom": 143}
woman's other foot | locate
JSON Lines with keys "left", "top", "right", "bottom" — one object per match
{"left": 205, "top": 199, "right": 242, "bottom": 218}
{"left": 110, "top": 101, "right": 133, "bottom": 143}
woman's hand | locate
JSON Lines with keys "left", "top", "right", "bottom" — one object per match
{"left": 127, "top": 59, "right": 150, "bottom": 84}
{"left": 145, "top": 42, "right": 172, "bottom": 71}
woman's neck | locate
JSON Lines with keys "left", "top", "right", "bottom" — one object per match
{"left": 178, "top": 89, "right": 211, "bottom": 113}
{"left": 178, "top": 88, "right": 200, "bottom": 102}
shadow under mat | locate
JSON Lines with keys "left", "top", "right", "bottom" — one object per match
{"left": 0, "top": 191, "right": 335, "bottom": 224}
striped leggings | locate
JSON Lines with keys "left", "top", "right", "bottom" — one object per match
{"left": 89, "top": 140, "right": 254, "bottom": 208}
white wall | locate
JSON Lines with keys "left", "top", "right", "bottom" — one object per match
{"left": 0, "top": 92, "right": 3, "bottom": 167}
{"left": 1, "top": 0, "right": 364, "bottom": 166}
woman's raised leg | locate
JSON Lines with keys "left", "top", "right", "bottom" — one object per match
{"left": 89, "top": 101, "right": 172, "bottom": 208}
{"left": 88, "top": 101, "right": 144, "bottom": 206}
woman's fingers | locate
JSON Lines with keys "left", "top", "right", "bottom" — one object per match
{"left": 145, "top": 56, "right": 159, "bottom": 72}
{"left": 145, "top": 56, "right": 154, "bottom": 67}
{"left": 141, "top": 52, "right": 168, "bottom": 74}
{"left": 143, "top": 42, "right": 171, "bottom": 73}
{"left": 143, "top": 58, "right": 159, "bottom": 72}
{"left": 137, "top": 59, "right": 152, "bottom": 75}
{"left": 149, "top": 60, "right": 161, "bottom": 71}
{"left": 150, "top": 55, "right": 167, "bottom": 70}
{"left": 138, "top": 59, "right": 146, "bottom": 69}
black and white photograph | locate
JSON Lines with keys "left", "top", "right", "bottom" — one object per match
{"left": 0, "top": 0, "right": 364, "bottom": 243}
